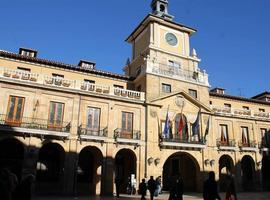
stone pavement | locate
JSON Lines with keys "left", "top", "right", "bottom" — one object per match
{"left": 33, "top": 192, "right": 270, "bottom": 200}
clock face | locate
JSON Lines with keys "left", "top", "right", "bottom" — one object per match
{"left": 165, "top": 33, "right": 178, "bottom": 46}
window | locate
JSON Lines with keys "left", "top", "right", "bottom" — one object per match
{"left": 17, "top": 67, "right": 31, "bottom": 72}
{"left": 162, "top": 83, "right": 171, "bottom": 93}
{"left": 241, "top": 126, "right": 249, "bottom": 146}
{"left": 219, "top": 124, "right": 228, "bottom": 144}
{"left": 189, "top": 89, "right": 197, "bottom": 99}
{"left": 21, "top": 50, "right": 35, "bottom": 57}
{"left": 6, "top": 96, "right": 25, "bottom": 125}
{"left": 86, "top": 107, "right": 100, "bottom": 131}
{"left": 209, "top": 101, "right": 212, "bottom": 105}
{"left": 242, "top": 106, "right": 249, "bottom": 110}
{"left": 114, "top": 84, "right": 124, "bottom": 89}
{"left": 259, "top": 108, "right": 265, "bottom": 112}
{"left": 224, "top": 103, "right": 231, "bottom": 108}
{"left": 52, "top": 73, "right": 64, "bottom": 78}
{"left": 121, "top": 112, "right": 133, "bottom": 133}
{"left": 48, "top": 102, "right": 64, "bottom": 128}
{"left": 84, "top": 79, "right": 95, "bottom": 84}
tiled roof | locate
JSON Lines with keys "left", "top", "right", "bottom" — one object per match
{"left": 0, "top": 50, "right": 132, "bottom": 81}
{"left": 209, "top": 92, "right": 270, "bottom": 105}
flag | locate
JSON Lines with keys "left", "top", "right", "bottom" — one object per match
{"left": 178, "top": 114, "right": 185, "bottom": 139}
{"left": 192, "top": 110, "right": 200, "bottom": 138}
{"left": 163, "top": 111, "right": 170, "bottom": 139}
{"left": 204, "top": 117, "right": 210, "bottom": 142}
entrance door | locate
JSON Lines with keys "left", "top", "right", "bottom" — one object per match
{"left": 219, "top": 155, "right": 234, "bottom": 192}
{"left": 163, "top": 152, "right": 199, "bottom": 192}
{"left": 241, "top": 155, "right": 255, "bottom": 191}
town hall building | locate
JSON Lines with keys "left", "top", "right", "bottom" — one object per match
{"left": 0, "top": 0, "right": 270, "bottom": 196}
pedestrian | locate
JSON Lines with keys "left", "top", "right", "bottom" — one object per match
{"left": 148, "top": 176, "right": 157, "bottom": 200}
{"left": 114, "top": 176, "right": 121, "bottom": 198}
{"left": 14, "top": 174, "right": 35, "bottom": 200}
{"left": 175, "top": 175, "right": 184, "bottom": 200}
{"left": 139, "top": 178, "right": 147, "bottom": 200}
{"left": 168, "top": 175, "right": 177, "bottom": 200}
{"left": 203, "top": 171, "right": 221, "bottom": 200}
{"left": 0, "top": 168, "right": 12, "bottom": 200}
{"left": 156, "top": 176, "right": 162, "bottom": 195}
{"left": 225, "top": 175, "right": 237, "bottom": 200}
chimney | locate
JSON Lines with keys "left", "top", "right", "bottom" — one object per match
{"left": 78, "top": 60, "right": 96, "bottom": 70}
{"left": 19, "top": 47, "right": 38, "bottom": 58}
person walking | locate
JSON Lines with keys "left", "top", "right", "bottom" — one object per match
{"left": 203, "top": 171, "right": 221, "bottom": 200}
{"left": 175, "top": 175, "right": 184, "bottom": 200}
{"left": 139, "top": 179, "right": 147, "bottom": 200}
{"left": 114, "top": 176, "right": 121, "bottom": 198}
{"left": 148, "top": 176, "right": 157, "bottom": 200}
{"left": 225, "top": 175, "right": 237, "bottom": 200}
{"left": 168, "top": 175, "right": 177, "bottom": 200}
{"left": 156, "top": 176, "right": 162, "bottom": 195}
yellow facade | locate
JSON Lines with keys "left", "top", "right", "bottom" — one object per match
{"left": 0, "top": 1, "right": 270, "bottom": 197}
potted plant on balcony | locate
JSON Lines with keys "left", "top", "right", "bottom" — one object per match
{"left": 80, "top": 84, "right": 87, "bottom": 90}
{"left": 30, "top": 76, "right": 37, "bottom": 82}
{"left": 12, "top": 73, "right": 20, "bottom": 79}
{"left": 88, "top": 85, "right": 95, "bottom": 91}
{"left": 96, "top": 87, "right": 102, "bottom": 93}
{"left": 3, "top": 71, "right": 11, "bottom": 77}
{"left": 121, "top": 91, "right": 128, "bottom": 97}
{"left": 103, "top": 88, "right": 110, "bottom": 94}
{"left": 134, "top": 94, "right": 141, "bottom": 99}
{"left": 21, "top": 74, "right": 30, "bottom": 80}
{"left": 128, "top": 92, "right": 134, "bottom": 98}
{"left": 54, "top": 79, "right": 62, "bottom": 86}
{"left": 45, "top": 79, "right": 53, "bottom": 84}
{"left": 114, "top": 89, "right": 120, "bottom": 96}
{"left": 62, "top": 82, "right": 71, "bottom": 87}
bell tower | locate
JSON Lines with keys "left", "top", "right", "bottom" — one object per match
{"left": 151, "top": 0, "right": 174, "bottom": 20}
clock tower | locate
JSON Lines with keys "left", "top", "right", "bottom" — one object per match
{"left": 125, "top": 0, "right": 209, "bottom": 103}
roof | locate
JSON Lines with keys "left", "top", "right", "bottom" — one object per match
{"left": 126, "top": 14, "right": 197, "bottom": 43}
{"left": 251, "top": 91, "right": 270, "bottom": 99}
{"left": 0, "top": 50, "right": 132, "bottom": 81}
{"left": 209, "top": 92, "right": 270, "bottom": 106}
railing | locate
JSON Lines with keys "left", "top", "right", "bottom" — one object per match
{"left": 114, "top": 128, "right": 141, "bottom": 140}
{"left": 78, "top": 125, "right": 108, "bottom": 137}
{"left": 0, "top": 114, "right": 71, "bottom": 133}
{"left": 216, "top": 139, "right": 236, "bottom": 147}
{"left": 258, "top": 141, "right": 270, "bottom": 149}
{"left": 150, "top": 64, "right": 209, "bottom": 86}
{"left": 162, "top": 134, "right": 205, "bottom": 144}
{"left": 212, "top": 106, "right": 270, "bottom": 120}
{"left": 238, "top": 140, "right": 257, "bottom": 148}
{"left": 0, "top": 67, "right": 145, "bottom": 101}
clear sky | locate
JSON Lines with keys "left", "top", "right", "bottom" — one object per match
{"left": 0, "top": 0, "right": 269, "bottom": 97}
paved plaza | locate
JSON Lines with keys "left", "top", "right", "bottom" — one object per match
{"left": 33, "top": 192, "right": 270, "bottom": 200}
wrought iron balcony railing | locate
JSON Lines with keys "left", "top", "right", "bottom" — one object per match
{"left": 114, "top": 128, "right": 141, "bottom": 140}
{"left": 0, "top": 114, "right": 71, "bottom": 133}
{"left": 161, "top": 134, "right": 205, "bottom": 144}
{"left": 78, "top": 125, "right": 108, "bottom": 137}
{"left": 0, "top": 67, "right": 145, "bottom": 101}
{"left": 216, "top": 139, "right": 236, "bottom": 147}
{"left": 238, "top": 140, "right": 257, "bottom": 148}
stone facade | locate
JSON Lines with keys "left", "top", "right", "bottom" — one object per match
{"left": 0, "top": 0, "right": 270, "bottom": 196}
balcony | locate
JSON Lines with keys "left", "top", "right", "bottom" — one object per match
{"left": 114, "top": 128, "right": 141, "bottom": 146}
{"left": 216, "top": 139, "right": 236, "bottom": 151}
{"left": 0, "top": 67, "right": 145, "bottom": 101}
{"left": 160, "top": 134, "right": 206, "bottom": 149}
{"left": 149, "top": 64, "right": 209, "bottom": 86}
{"left": 78, "top": 125, "right": 108, "bottom": 142}
{"left": 0, "top": 114, "right": 70, "bottom": 138}
{"left": 259, "top": 141, "right": 270, "bottom": 151}
{"left": 212, "top": 106, "right": 270, "bottom": 120}
{"left": 238, "top": 140, "right": 257, "bottom": 152}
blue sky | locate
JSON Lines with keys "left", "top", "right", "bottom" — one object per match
{"left": 0, "top": 0, "right": 270, "bottom": 97}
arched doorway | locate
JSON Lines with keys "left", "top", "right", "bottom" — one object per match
{"left": 241, "top": 155, "right": 255, "bottom": 191}
{"left": 262, "top": 154, "right": 270, "bottom": 190}
{"left": 219, "top": 155, "right": 234, "bottom": 191}
{"left": 77, "top": 146, "right": 103, "bottom": 195}
{"left": 163, "top": 152, "right": 199, "bottom": 192}
{"left": 36, "top": 142, "right": 65, "bottom": 194}
{"left": 115, "top": 149, "right": 136, "bottom": 193}
{"left": 0, "top": 138, "right": 24, "bottom": 180}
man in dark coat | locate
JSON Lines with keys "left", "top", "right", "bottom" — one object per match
{"left": 175, "top": 175, "right": 184, "bottom": 200}
{"left": 203, "top": 171, "right": 221, "bottom": 200}
{"left": 147, "top": 176, "right": 157, "bottom": 200}
{"left": 139, "top": 178, "right": 147, "bottom": 200}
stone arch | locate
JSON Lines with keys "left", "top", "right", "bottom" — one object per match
{"left": 115, "top": 148, "right": 137, "bottom": 194}
{"left": 77, "top": 146, "right": 103, "bottom": 196}
{"left": 0, "top": 137, "right": 25, "bottom": 180}
{"left": 162, "top": 152, "right": 200, "bottom": 192}
{"left": 35, "top": 142, "right": 66, "bottom": 194}
{"left": 241, "top": 155, "right": 255, "bottom": 191}
{"left": 219, "top": 154, "right": 234, "bottom": 191}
